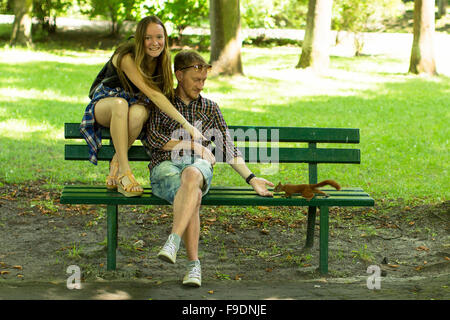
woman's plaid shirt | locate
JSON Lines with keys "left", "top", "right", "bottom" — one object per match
{"left": 142, "top": 95, "right": 242, "bottom": 172}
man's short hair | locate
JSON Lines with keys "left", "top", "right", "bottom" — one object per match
{"left": 174, "top": 50, "right": 207, "bottom": 72}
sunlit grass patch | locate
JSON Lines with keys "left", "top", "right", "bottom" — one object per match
{"left": 0, "top": 43, "right": 449, "bottom": 203}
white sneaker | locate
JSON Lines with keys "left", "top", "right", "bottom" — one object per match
{"left": 157, "top": 234, "right": 179, "bottom": 264}
{"left": 183, "top": 261, "right": 202, "bottom": 287}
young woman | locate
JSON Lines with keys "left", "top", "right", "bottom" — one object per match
{"left": 80, "top": 16, "right": 203, "bottom": 197}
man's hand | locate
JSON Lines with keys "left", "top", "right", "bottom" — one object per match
{"left": 193, "top": 143, "right": 216, "bottom": 166}
{"left": 249, "top": 177, "right": 274, "bottom": 197}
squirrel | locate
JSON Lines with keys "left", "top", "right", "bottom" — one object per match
{"left": 273, "top": 180, "right": 341, "bottom": 200}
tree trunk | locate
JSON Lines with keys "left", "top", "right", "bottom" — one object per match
{"left": 209, "top": 0, "right": 243, "bottom": 75}
{"left": 437, "top": 0, "right": 447, "bottom": 18}
{"left": 409, "top": 0, "right": 437, "bottom": 75}
{"left": 296, "top": 0, "right": 332, "bottom": 73}
{"left": 10, "top": 0, "right": 33, "bottom": 47}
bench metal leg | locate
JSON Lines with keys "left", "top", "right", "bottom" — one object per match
{"left": 305, "top": 206, "right": 317, "bottom": 248}
{"left": 106, "top": 205, "right": 118, "bottom": 271}
{"left": 319, "top": 206, "right": 329, "bottom": 275}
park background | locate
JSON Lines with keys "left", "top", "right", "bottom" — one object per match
{"left": 0, "top": 1, "right": 449, "bottom": 299}
{"left": 1, "top": 0, "right": 448, "bottom": 204}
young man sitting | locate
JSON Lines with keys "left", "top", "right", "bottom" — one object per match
{"left": 142, "top": 50, "right": 274, "bottom": 287}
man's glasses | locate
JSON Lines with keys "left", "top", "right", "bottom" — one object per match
{"left": 178, "top": 64, "right": 212, "bottom": 73}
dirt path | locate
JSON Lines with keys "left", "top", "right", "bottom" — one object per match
{"left": 0, "top": 182, "right": 448, "bottom": 300}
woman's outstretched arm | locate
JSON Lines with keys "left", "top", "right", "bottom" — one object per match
{"left": 117, "top": 53, "right": 205, "bottom": 140}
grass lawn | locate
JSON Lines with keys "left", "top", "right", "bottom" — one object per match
{"left": 0, "top": 32, "right": 448, "bottom": 205}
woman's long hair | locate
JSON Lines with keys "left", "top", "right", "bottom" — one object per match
{"left": 114, "top": 16, "right": 174, "bottom": 100}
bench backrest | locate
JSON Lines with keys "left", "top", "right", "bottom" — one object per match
{"left": 64, "top": 123, "right": 360, "bottom": 184}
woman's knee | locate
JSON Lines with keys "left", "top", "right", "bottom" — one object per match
{"left": 110, "top": 98, "right": 129, "bottom": 118}
{"left": 94, "top": 97, "right": 128, "bottom": 127}
{"left": 128, "top": 104, "right": 149, "bottom": 130}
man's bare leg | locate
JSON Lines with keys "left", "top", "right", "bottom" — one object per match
{"left": 157, "top": 167, "right": 203, "bottom": 264}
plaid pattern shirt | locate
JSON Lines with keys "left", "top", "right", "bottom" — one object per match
{"left": 142, "top": 95, "right": 241, "bottom": 172}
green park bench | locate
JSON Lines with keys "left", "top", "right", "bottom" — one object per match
{"left": 60, "top": 123, "right": 374, "bottom": 275}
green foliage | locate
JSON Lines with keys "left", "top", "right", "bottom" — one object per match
{"left": 77, "top": 0, "right": 141, "bottom": 35}
{"left": 241, "top": 0, "right": 309, "bottom": 29}
{"left": 144, "top": 0, "right": 208, "bottom": 36}
{"left": 0, "top": 0, "right": 12, "bottom": 14}
{"left": 332, "top": 0, "right": 405, "bottom": 32}
{"left": 32, "top": 0, "right": 73, "bottom": 33}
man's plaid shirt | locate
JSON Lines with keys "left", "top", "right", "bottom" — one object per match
{"left": 142, "top": 94, "right": 242, "bottom": 172}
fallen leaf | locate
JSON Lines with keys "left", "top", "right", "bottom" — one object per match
{"left": 17, "top": 274, "right": 24, "bottom": 278}
{"left": 0, "top": 271, "right": 10, "bottom": 275}
{"left": 387, "top": 264, "right": 400, "bottom": 268}
{"left": 12, "top": 265, "right": 22, "bottom": 270}
{"left": 265, "top": 268, "right": 273, "bottom": 273}
{"left": 260, "top": 228, "right": 269, "bottom": 235}
{"left": 416, "top": 246, "right": 429, "bottom": 251}
{"left": 208, "top": 290, "right": 214, "bottom": 294}
{"left": 445, "top": 257, "right": 450, "bottom": 261}
{"left": 415, "top": 266, "right": 422, "bottom": 271}
{"left": 409, "top": 221, "right": 415, "bottom": 226}
{"left": 257, "top": 206, "right": 269, "bottom": 210}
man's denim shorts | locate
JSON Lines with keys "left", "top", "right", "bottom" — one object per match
{"left": 150, "top": 157, "right": 214, "bottom": 204}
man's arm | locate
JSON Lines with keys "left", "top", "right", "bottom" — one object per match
{"left": 229, "top": 156, "right": 274, "bottom": 197}
{"left": 162, "top": 140, "right": 216, "bottom": 166}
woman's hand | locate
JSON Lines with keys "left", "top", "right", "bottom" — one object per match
{"left": 182, "top": 122, "right": 206, "bottom": 141}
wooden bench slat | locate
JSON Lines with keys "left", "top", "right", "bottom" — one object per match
{"left": 65, "top": 145, "right": 360, "bottom": 164}
{"left": 61, "top": 193, "right": 374, "bottom": 207}
{"left": 61, "top": 186, "right": 374, "bottom": 207}
{"left": 65, "top": 123, "right": 360, "bottom": 144}
{"left": 63, "top": 185, "right": 366, "bottom": 192}
{"left": 62, "top": 186, "right": 370, "bottom": 197}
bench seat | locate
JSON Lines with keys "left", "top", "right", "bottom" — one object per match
{"left": 61, "top": 185, "right": 374, "bottom": 207}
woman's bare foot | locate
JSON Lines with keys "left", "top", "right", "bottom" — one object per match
{"left": 106, "top": 157, "right": 119, "bottom": 190}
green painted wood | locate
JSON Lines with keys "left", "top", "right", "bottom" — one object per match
{"left": 106, "top": 205, "right": 117, "bottom": 271}
{"left": 65, "top": 123, "right": 360, "bottom": 144}
{"left": 61, "top": 186, "right": 374, "bottom": 207}
{"left": 63, "top": 185, "right": 366, "bottom": 192}
{"left": 305, "top": 206, "right": 317, "bottom": 249}
{"left": 319, "top": 206, "right": 329, "bottom": 275}
{"left": 65, "top": 144, "right": 360, "bottom": 164}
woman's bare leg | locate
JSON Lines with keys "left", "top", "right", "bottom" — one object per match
{"left": 94, "top": 97, "right": 145, "bottom": 192}
{"left": 110, "top": 104, "right": 149, "bottom": 164}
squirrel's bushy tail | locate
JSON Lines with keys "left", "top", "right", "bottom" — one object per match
{"left": 314, "top": 180, "right": 341, "bottom": 190}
